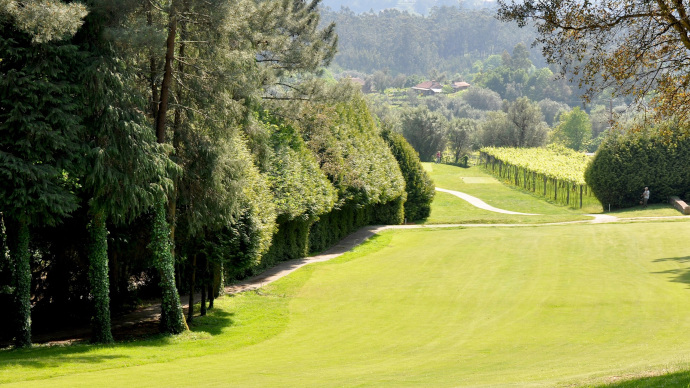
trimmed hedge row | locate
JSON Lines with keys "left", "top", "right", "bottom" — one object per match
{"left": 585, "top": 130, "right": 690, "bottom": 209}
{"left": 381, "top": 129, "right": 435, "bottom": 221}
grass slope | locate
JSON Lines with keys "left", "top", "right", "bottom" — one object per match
{"left": 5, "top": 222, "right": 690, "bottom": 387}
{"left": 424, "top": 163, "right": 684, "bottom": 223}
{"left": 424, "top": 163, "right": 593, "bottom": 224}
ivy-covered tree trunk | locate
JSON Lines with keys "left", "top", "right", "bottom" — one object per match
{"left": 151, "top": 198, "right": 187, "bottom": 334}
{"left": 10, "top": 218, "right": 31, "bottom": 348}
{"left": 87, "top": 210, "right": 114, "bottom": 344}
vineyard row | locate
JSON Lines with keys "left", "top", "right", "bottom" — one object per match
{"left": 478, "top": 151, "right": 599, "bottom": 209}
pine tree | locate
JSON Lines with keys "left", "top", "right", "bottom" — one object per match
{"left": 69, "top": 0, "right": 179, "bottom": 342}
{"left": 0, "top": 22, "right": 85, "bottom": 348}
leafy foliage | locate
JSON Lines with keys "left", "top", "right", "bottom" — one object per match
{"left": 255, "top": 112, "right": 336, "bottom": 266}
{"left": 551, "top": 107, "right": 592, "bottom": 152}
{"left": 482, "top": 145, "right": 591, "bottom": 185}
{"left": 401, "top": 106, "right": 447, "bottom": 162}
{"left": 260, "top": 113, "right": 336, "bottom": 224}
{"left": 86, "top": 211, "right": 113, "bottom": 344}
{"left": 0, "top": 0, "right": 87, "bottom": 43}
{"left": 6, "top": 219, "right": 30, "bottom": 348}
{"left": 0, "top": 25, "right": 85, "bottom": 227}
{"left": 585, "top": 129, "right": 690, "bottom": 209}
{"left": 149, "top": 198, "right": 187, "bottom": 334}
{"left": 446, "top": 118, "right": 476, "bottom": 164}
{"left": 497, "top": 0, "right": 690, "bottom": 127}
{"left": 480, "top": 145, "right": 598, "bottom": 208}
{"left": 323, "top": 6, "right": 545, "bottom": 76}
{"left": 300, "top": 90, "right": 406, "bottom": 250}
{"left": 381, "top": 129, "right": 435, "bottom": 221}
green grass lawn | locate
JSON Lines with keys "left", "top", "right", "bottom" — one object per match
{"left": 5, "top": 221, "right": 690, "bottom": 387}
{"left": 423, "top": 163, "right": 594, "bottom": 224}
{"left": 423, "top": 163, "right": 687, "bottom": 223}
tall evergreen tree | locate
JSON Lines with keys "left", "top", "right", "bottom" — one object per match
{"left": 0, "top": 0, "right": 87, "bottom": 43}
{"left": 74, "top": 1, "right": 178, "bottom": 342}
{"left": 0, "top": 22, "right": 85, "bottom": 348}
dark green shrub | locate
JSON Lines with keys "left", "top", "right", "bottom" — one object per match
{"left": 585, "top": 129, "right": 690, "bottom": 209}
{"left": 300, "top": 90, "right": 406, "bottom": 251}
{"left": 381, "top": 129, "right": 435, "bottom": 221}
{"left": 309, "top": 205, "right": 372, "bottom": 253}
{"left": 257, "top": 112, "right": 337, "bottom": 266}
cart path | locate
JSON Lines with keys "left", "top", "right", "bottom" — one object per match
{"left": 436, "top": 187, "right": 539, "bottom": 215}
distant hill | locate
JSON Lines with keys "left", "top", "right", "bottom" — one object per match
{"left": 320, "top": 0, "right": 496, "bottom": 15}
{"left": 320, "top": 5, "right": 543, "bottom": 76}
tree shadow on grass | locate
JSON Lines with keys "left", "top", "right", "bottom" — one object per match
{"left": 652, "top": 256, "right": 690, "bottom": 287}
{"left": 591, "top": 369, "right": 690, "bottom": 387}
{"left": 0, "top": 344, "right": 128, "bottom": 369}
{"left": 188, "top": 308, "right": 235, "bottom": 336}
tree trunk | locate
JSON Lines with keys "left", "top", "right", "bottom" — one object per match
{"left": 207, "top": 283, "right": 214, "bottom": 309}
{"left": 87, "top": 210, "right": 114, "bottom": 344}
{"left": 149, "top": 0, "right": 187, "bottom": 335}
{"left": 156, "top": 0, "right": 178, "bottom": 143}
{"left": 146, "top": 0, "right": 159, "bottom": 121}
{"left": 200, "top": 255, "right": 207, "bottom": 316}
{"left": 200, "top": 280, "right": 207, "bottom": 317}
{"left": 151, "top": 198, "right": 188, "bottom": 334}
{"left": 8, "top": 217, "right": 31, "bottom": 348}
{"left": 187, "top": 253, "right": 197, "bottom": 322}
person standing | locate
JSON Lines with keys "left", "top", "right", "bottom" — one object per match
{"left": 642, "top": 186, "right": 650, "bottom": 208}
{"left": 436, "top": 151, "right": 441, "bottom": 163}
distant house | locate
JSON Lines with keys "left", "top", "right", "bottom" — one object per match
{"left": 451, "top": 81, "right": 470, "bottom": 92}
{"left": 411, "top": 80, "right": 443, "bottom": 95}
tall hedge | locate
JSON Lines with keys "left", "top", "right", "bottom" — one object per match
{"left": 300, "top": 91, "right": 406, "bottom": 251}
{"left": 381, "top": 129, "right": 435, "bottom": 221}
{"left": 258, "top": 113, "right": 336, "bottom": 267}
{"left": 584, "top": 130, "right": 690, "bottom": 209}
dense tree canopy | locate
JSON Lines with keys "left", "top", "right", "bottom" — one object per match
{"left": 323, "top": 6, "right": 545, "bottom": 76}
{"left": 551, "top": 107, "right": 592, "bottom": 152}
{"left": 0, "top": 0, "right": 87, "bottom": 43}
{"left": 0, "top": 0, "right": 430, "bottom": 346}
{"left": 401, "top": 106, "right": 447, "bottom": 162}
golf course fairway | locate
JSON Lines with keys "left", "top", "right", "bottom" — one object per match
{"left": 5, "top": 221, "right": 690, "bottom": 387}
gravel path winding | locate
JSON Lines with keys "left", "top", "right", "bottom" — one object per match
{"left": 435, "top": 187, "right": 539, "bottom": 215}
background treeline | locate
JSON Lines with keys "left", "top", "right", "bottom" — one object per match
{"left": 0, "top": 0, "right": 434, "bottom": 348}
{"left": 321, "top": 0, "right": 494, "bottom": 16}
{"left": 321, "top": 5, "right": 650, "bottom": 161}
{"left": 322, "top": 6, "right": 545, "bottom": 77}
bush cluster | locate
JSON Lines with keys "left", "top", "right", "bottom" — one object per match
{"left": 381, "top": 129, "right": 435, "bottom": 221}
{"left": 585, "top": 130, "right": 690, "bottom": 209}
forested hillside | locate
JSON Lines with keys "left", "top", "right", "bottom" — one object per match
{"left": 320, "top": 4, "right": 644, "bottom": 162}
{"left": 322, "top": 6, "right": 544, "bottom": 76}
